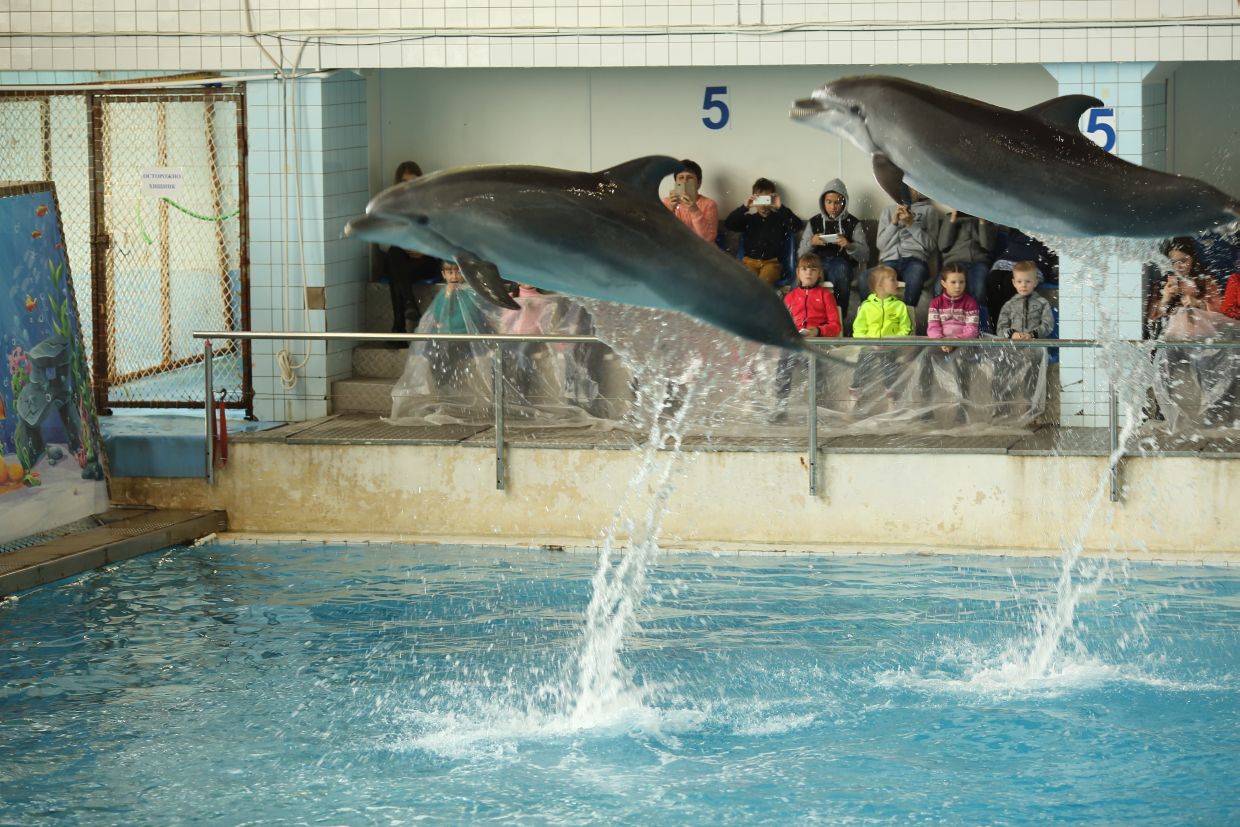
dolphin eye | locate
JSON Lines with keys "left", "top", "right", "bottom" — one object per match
{"left": 849, "top": 105, "right": 862, "bottom": 116}
{"left": 412, "top": 214, "right": 430, "bottom": 226}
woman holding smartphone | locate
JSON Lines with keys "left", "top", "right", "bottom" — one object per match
{"left": 662, "top": 158, "right": 719, "bottom": 244}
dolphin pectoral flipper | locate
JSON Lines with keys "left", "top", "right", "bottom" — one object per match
{"left": 872, "top": 153, "right": 911, "bottom": 204}
{"left": 1021, "top": 95, "right": 1104, "bottom": 131}
{"left": 599, "top": 156, "right": 684, "bottom": 201}
{"left": 456, "top": 253, "right": 520, "bottom": 309}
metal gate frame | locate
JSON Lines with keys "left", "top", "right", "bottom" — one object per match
{"left": 88, "top": 87, "right": 252, "bottom": 417}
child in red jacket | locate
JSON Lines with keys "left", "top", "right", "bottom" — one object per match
{"left": 783, "top": 254, "right": 843, "bottom": 338}
{"left": 772, "top": 255, "right": 842, "bottom": 421}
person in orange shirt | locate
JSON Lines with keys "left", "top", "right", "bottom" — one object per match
{"left": 661, "top": 158, "right": 719, "bottom": 244}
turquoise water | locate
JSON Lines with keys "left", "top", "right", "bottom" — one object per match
{"left": 1, "top": 543, "right": 1237, "bottom": 825}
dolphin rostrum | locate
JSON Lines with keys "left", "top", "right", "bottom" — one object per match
{"left": 790, "top": 75, "right": 1240, "bottom": 238}
{"left": 345, "top": 156, "right": 803, "bottom": 350}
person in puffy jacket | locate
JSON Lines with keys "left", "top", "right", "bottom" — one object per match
{"left": 772, "top": 255, "right": 841, "bottom": 419}
{"left": 850, "top": 266, "right": 912, "bottom": 408}
{"left": 927, "top": 264, "right": 981, "bottom": 348}
{"left": 924, "top": 264, "right": 981, "bottom": 421}
{"left": 783, "top": 254, "right": 843, "bottom": 338}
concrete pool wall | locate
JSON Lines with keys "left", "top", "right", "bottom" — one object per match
{"left": 109, "top": 441, "right": 1238, "bottom": 560}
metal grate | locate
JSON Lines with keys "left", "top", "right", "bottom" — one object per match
{"left": 0, "top": 88, "right": 251, "bottom": 415}
{"left": 97, "top": 91, "right": 250, "bottom": 410}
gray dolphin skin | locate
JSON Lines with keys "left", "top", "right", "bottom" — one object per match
{"left": 345, "top": 156, "right": 804, "bottom": 350}
{"left": 790, "top": 75, "right": 1240, "bottom": 238}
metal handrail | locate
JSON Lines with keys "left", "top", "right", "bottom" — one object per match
{"left": 192, "top": 330, "right": 1240, "bottom": 498}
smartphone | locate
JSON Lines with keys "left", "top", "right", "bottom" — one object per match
{"left": 753, "top": 195, "right": 773, "bottom": 206}
{"left": 682, "top": 177, "right": 698, "bottom": 201}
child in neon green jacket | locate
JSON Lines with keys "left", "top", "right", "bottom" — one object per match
{"left": 853, "top": 266, "right": 913, "bottom": 338}
{"left": 851, "top": 265, "right": 912, "bottom": 400}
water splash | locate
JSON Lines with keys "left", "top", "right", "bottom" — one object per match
{"left": 982, "top": 235, "right": 1160, "bottom": 687}
{"left": 547, "top": 303, "right": 783, "bottom": 727}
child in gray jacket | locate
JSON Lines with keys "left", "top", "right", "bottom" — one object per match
{"left": 995, "top": 261, "right": 1054, "bottom": 339}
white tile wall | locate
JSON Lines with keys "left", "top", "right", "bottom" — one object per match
{"left": 245, "top": 73, "right": 369, "bottom": 421}
{"left": 0, "top": 1, "right": 1236, "bottom": 71}
{"left": 1045, "top": 61, "right": 1166, "bottom": 429}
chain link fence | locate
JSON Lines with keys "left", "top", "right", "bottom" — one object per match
{"left": 0, "top": 88, "right": 250, "bottom": 413}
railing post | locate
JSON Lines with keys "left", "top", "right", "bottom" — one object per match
{"left": 493, "top": 343, "right": 506, "bottom": 491}
{"left": 204, "top": 339, "right": 214, "bottom": 484}
{"left": 808, "top": 350, "right": 818, "bottom": 496}
{"left": 1109, "top": 381, "right": 1120, "bottom": 502}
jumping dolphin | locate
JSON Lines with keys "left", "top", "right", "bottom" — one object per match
{"left": 345, "top": 156, "right": 804, "bottom": 350}
{"left": 790, "top": 75, "right": 1240, "bottom": 238}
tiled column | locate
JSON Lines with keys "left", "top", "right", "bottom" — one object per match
{"left": 1043, "top": 62, "right": 1165, "bottom": 428}
{"left": 246, "top": 72, "right": 369, "bottom": 422}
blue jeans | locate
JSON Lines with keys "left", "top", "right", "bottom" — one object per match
{"left": 822, "top": 256, "right": 854, "bottom": 318}
{"left": 862, "top": 258, "right": 930, "bottom": 305}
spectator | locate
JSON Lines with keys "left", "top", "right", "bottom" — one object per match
{"left": 783, "top": 253, "right": 843, "bottom": 338}
{"left": 871, "top": 189, "right": 941, "bottom": 309}
{"left": 382, "top": 161, "right": 441, "bottom": 344}
{"left": 925, "top": 263, "right": 981, "bottom": 423}
{"left": 937, "top": 208, "right": 995, "bottom": 317}
{"left": 927, "top": 263, "right": 981, "bottom": 348}
{"left": 984, "top": 228, "right": 1057, "bottom": 331}
{"left": 996, "top": 261, "right": 1054, "bottom": 341}
{"left": 797, "top": 179, "right": 869, "bottom": 319}
{"left": 724, "top": 177, "right": 803, "bottom": 286}
{"left": 662, "top": 158, "right": 719, "bottom": 243}
{"left": 1146, "top": 236, "right": 1223, "bottom": 339}
{"left": 851, "top": 265, "right": 913, "bottom": 409}
{"left": 773, "top": 254, "right": 842, "bottom": 419}
{"left": 1223, "top": 269, "right": 1240, "bottom": 320}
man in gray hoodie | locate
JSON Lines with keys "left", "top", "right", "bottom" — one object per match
{"left": 873, "top": 189, "right": 941, "bottom": 308}
{"left": 797, "top": 179, "right": 869, "bottom": 319}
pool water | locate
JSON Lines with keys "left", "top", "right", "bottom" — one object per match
{"left": 1, "top": 543, "right": 1237, "bottom": 825}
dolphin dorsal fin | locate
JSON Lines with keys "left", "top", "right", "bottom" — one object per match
{"left": 1022, "top": 95, "right": 1104, "bottom": 131}
{"left": 599, "top": 156, "right": 683, "bottom": 200}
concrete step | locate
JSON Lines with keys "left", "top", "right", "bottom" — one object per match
{"left": 331, "top": 376, "right": 397, "bottom": 415}
{"left": 352, "top": 345, "right": 408, "bottom": 379}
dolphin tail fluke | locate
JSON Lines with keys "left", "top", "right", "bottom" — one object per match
{"left": 599, "top": 156, "right": 683, "bottom": 201}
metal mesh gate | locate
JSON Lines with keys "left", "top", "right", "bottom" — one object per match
{"left": 96, "top": 91, "right": 250, "bottom": 410}
{"left": 0, "top": 87, "right": 250, "bottom": 413}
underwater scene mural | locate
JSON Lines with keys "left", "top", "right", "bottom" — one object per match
{"left": 0, "top": 182, "right": 107, "bottom": 546}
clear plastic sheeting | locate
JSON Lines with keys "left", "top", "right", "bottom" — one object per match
{"left": 387, "top": 287, "right": 1052, "bottom": 434}
{"left": 1151, "top": 309, "right": 1240, "bottom": 431}
{"left": 389, "top": 287, "right": 620, "bottom": 426}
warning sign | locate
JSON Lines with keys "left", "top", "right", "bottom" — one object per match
{"left": 141, "top": 167, "right": 184, "bottom": 197}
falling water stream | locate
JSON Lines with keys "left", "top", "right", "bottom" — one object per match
{"left": 557, "top": 235, "right": 1206, "bottom": 711}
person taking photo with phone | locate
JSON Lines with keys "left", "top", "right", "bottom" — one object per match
{"left": 797, "top": 179, "right": 869, "bottom": 320}
{"left": 662, "top": 158, "right": 719, "bottom": 244}
{"left": 724, "top": 177, "right": 803, "bottom": 286}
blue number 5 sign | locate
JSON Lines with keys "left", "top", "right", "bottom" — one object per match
{"left": 702, "top": 86, "right": 729, "bottom": 130}
{"left": 1084, "top": 107, "right": 1117, "bottom": 153}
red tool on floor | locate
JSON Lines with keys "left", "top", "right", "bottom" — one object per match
{"left": 214, "top": 391, "right": 229, "bottom": 467}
